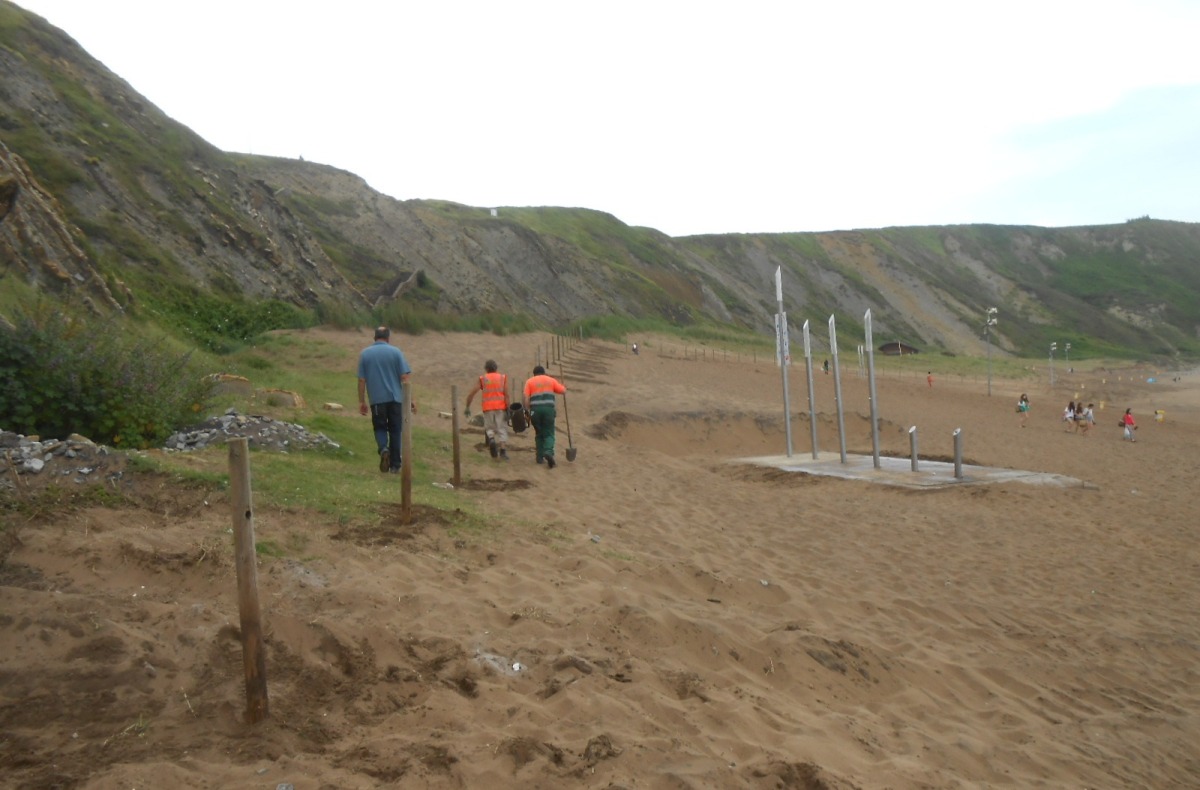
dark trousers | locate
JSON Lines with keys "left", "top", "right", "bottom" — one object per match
{"left": 371, "top": 401, "right": 403, "bottom": 468}
{"left": 530, "top": 406, "right": 556, "bottom": 460}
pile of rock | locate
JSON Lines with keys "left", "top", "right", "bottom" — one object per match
{"left": 0, "top": 431, "right": 122, "bottom": 489}
{"left": 162, "top": 408, "right": 341, "bottom": 453}
{"left": 1, "top": 409, "right": 340, "bottom": 490}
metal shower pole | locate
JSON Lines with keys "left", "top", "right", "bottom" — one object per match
{"left": 985, "top": 307, "right": 997, "bottom": 397}
{"left": 775, "top": 267, "right": 792, "bottom": 457}
{"left": 803, "top": 320, "right": 818, "bottom": 459}
{"left": 865, "top": 309, "right": 880, "bottom": 469}
{"left": 829, "top": 315, "right": 847, "bottom": 463}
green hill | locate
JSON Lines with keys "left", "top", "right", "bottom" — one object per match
{"left": 2, "top": 0, "right": 1198, "bottom": 361}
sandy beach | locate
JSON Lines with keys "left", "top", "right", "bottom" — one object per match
{"left": 3, "top": 328, "right": 1198, "bottom": 789}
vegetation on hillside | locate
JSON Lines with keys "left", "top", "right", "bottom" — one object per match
{"left": 0, "top": 302, "right": 214, "bottom": 446}
{"left": 3, "top": 1, "right": 1200, "bottom": 365}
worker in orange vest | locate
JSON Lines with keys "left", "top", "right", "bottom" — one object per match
{"left": 464, "top": 359, "right": 510, "bottom": 460}
{"left": 523, "top": 365, "right": 566, "bottom": 468}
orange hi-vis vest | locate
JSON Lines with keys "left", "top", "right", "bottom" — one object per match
{"left": 479, "top": 372, "right": 507, "bottom": 412}
{"left": 525, "top": 374, "right": 564, "bottom": 409}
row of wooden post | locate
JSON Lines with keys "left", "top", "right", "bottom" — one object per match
{"left": 227, "top": 331, "right": 585, "bottom": 723}
{"left": 228, "top": 382, "right": 418, "bottom": 724}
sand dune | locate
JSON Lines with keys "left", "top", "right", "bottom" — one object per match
{"left": 2, "top": 328, "right": 1198, "bottom": 788}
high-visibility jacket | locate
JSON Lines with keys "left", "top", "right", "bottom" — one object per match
{"left": 479, "top": 372, "right": 507, "bottom": 412}
{"left": 524, "top": 374, "right": 565, "bottom": 409}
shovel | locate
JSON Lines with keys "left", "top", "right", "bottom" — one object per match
{"left": 559, "top": 363, "right": 577, "bottom": 462}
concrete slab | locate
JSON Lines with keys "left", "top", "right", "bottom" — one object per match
{"left": 732, "top": 452, "right": 1090, "bottom": 490}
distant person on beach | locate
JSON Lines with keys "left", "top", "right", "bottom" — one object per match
{"left": 1063, "top": 401, "right": 1076, "bottom": 431}
{"left": 357, "top": 326, "right": 415, "bottom": 473}
{"left": 464, "top": 359, "right": 510, "bottom": 461}
{"left": 1016, "top": 394, "right": 1030, "bottom": 427}
{"left": 631, "top": 342, "right": 639, "bottom": 355}
{"left": 823, "top": 359, "right": 830, "bottom": 375}
{"left": 927, "top": 371, "right": 934, "bottom": 388}
{"left": 1122, "top": 408, "right": 1137, "bottom": 442}
{"left": 523, "top": 365, "right": 566, "bottom": 469}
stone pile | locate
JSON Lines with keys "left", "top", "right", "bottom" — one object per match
{"left": 1, "top": 409, "right": 340, "bottom": 490}
{"left": 162, "top": 409, "right": 341, "bottom": 453}
{"left": 0, "top": 430, "right": 121, "bottom": 489}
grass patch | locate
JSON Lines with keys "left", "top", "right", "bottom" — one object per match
{"left": 0, "top": 482, "right": 130, "bottom": 524}
{"left": 136, "top": 399, "right": 498, "bottom": 536}
{"left": 574, "top": 314, "right": 771, "bottom": 351}
{"left": 255, "top": 540, "right": 286, "bottom": 558}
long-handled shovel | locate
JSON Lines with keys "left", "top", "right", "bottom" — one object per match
{"left": 559, "top": 363, "right": 577, "bottom": 462}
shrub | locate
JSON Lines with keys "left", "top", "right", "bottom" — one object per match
{"left": 142, "top": 291, "right": 316, "bottom": 353}
{"left": 0, "top": 304, "right": 214, "bottom": 447}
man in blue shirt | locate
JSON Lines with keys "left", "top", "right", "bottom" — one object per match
{"left": 357, "top": 326, "right": 414, "bottom": 473}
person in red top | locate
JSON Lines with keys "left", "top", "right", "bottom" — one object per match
{"left": 464, "top": 359, "right": 510, "bottom": 460}
{"left": 523, "top": 365, "right": 566, "bottom": 468}
{"left": 1122, "top": 408, "right": 1137, "bottom": 442}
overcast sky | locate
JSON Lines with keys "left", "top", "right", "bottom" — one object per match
{"left": 15, "top": 0, "right": 1200, "bottom": 237}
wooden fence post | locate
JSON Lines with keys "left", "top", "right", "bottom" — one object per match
{"left": 227, "top": 438, "right": 268, "bottom": 724}
{"left": 401, "top": 381, "right": 413, "bottom": 523}
{"left": 451, "top": 385, "right": 461, "bottom": 487}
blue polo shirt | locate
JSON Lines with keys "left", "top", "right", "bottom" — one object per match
{"left": 357, "top": 341, "right": 411, "bottom": 405}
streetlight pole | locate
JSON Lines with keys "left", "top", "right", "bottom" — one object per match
{"left": 1049, "top": 342, "right": 1057, "bottom": 387}
{"left": 984, "top": 307, "right": 998, "bottom": 397}
{"left": 1065, "top": 342, "right": 1071, "bottom": 369}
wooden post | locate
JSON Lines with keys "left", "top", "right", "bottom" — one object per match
{"left": 227, "top": 438, "right": 269, "bottom": 724}
{"left": 401, "top": 381, "right": 413, "bottom": 523}
{"left": 451, "top": 385, "right": 461, "bottom": 487}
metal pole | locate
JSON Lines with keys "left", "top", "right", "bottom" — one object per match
{"left": 829, "top": 315, "right": 847, "bottom": 463}
{"left": 803, "top": 320, "right": 818, "bottom": 459}
{"left": 775, "top": 267, "right": 793, "bottom": 457}
{"left": 909, "top": 426, "right": 919, "bottom": 472}
{"left": 986, "top": 327, "right": 992, "bottom": 397}
{"left": 865, "top": 309, "right": 880, "bottom": 469}
{"left": 953, "top": 428, "right": 964, "bottom": 480}
{"left": 777, "top": 311, "right": 793, "bottom": 457}
{"left": 1049, "top": 342, "right": 1057, "bottom": 388}
{"left": 985, "top": 307, "right": 997, "bottom": 397}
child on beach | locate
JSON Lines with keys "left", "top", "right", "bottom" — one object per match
{"left": 1080, "top": 403, "right": 1095, "bottom": 435}
{"left": 1122, "top": 408, "right": 1137, "bottom": 442}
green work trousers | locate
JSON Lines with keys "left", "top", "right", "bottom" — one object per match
{"left": 529, "top": 406, "right": 556, "bottom": 461}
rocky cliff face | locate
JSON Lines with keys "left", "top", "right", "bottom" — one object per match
{"left": 0, "top": 171, "right": 16, "bottom": 221}
{"left": 2, "top": 1, "right": 1198, "bottom": 358}
{"left": 225, "top": 157, "right": 739, "bottom": 329}
{"left": 0, "top": 141, "right": 124, "bottom": 311}
{"left": 242, "top": 151, "right": 1200, "bottom": 356}
{"left": 0, "top": 4, "right": 369, "bottom": 315}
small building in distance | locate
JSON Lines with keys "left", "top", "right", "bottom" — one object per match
{"left": 879, "top": 341, "right": 921, "bottom": 356}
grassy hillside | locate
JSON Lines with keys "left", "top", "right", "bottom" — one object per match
{"left": 3, "top": 0, "right": 1200, "bottom": 364}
